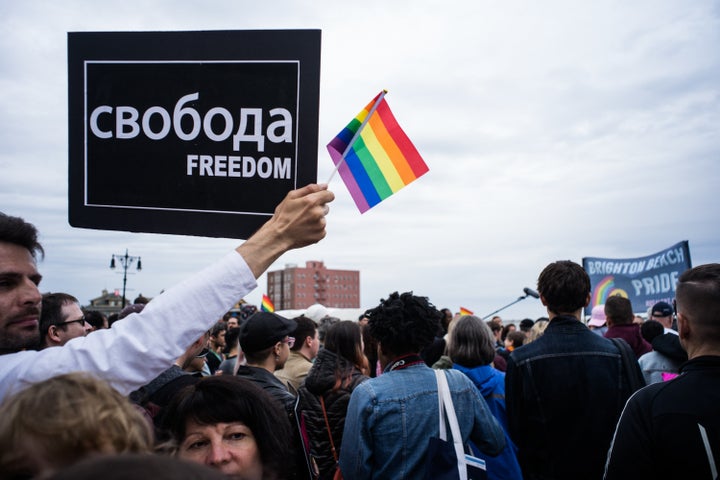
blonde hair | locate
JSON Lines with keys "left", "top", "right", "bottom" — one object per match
{"left": 524, "top": 319, "right": 549, "bottom": 344}
{"left": 0, "top": 372, "right": 153, "bottom": 477}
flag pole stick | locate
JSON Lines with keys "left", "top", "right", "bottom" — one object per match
{"left": 326, "top": 89, "right": 387, "bottom": 184}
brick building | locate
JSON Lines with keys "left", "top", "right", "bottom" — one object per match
{"left": 267, "top": 261, "right": 360, "bottom": 310}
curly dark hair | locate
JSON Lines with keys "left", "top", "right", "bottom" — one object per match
{"left": 365, "top": 291, "right": 441, "bottom": 356}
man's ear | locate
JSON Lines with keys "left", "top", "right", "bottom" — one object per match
{"left": 677, "top": 313, "right": 691, "bottom": 341}
{"left": 584, "top": 293, "right": 591, "bottom": 308}
{"left": 540, "top": 295, "right": 548, "bottom": 307}
{"left": 305, "top": 335, "right": 313, "bottom": 347}
{"left": 47, "top": 325, "right": 62, "bottom": 343}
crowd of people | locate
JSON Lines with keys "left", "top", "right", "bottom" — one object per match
{"left": 1, "top": 188, "right": 719, "bottom": 479}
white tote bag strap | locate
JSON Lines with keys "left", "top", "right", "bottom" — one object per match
{"left": 435, "top": 369, "right": 468, "bottom": 480}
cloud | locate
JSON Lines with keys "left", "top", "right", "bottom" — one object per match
{"left": 0, "top": 0, "right": 718, "bottom": 320}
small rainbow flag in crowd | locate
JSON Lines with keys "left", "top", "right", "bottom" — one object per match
{"left": 459, "top": 307, "right": 474, "bottom": 316}
{"left": 261, "top": 294, "right": 275, "bottom": 313}
{"left": 327, "top": 90, "right": 429, "bottom": 213}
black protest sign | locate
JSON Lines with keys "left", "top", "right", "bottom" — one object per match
{"left": 68, "top": 30, "right": 321, "bottom": 239}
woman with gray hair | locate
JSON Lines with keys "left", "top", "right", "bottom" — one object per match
{"left": 448, "top": 315, "right": 523, "bottom": 480}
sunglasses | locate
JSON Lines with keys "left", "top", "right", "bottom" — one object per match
{"left": 283, "top": 336, "right": 295, "bottom": 349}
{"left": 57, "top": 316, "right": 86, "bottom": 327}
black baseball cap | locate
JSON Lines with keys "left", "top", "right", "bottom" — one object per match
{"left": 239, "top": 312, "right": 296, "bottom": 354}
{"left": 651, "top": 301, "right": 673, "bottom": 317}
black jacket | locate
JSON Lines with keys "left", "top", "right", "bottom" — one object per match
{"left": 605, "top": 356, "right": 720, "bottom": 479}
{"left": 507, "top": 315, "right": 640, "bottom": 480}
{"left": 298, "top": 348, "right": 368, "bottom": 480}
{"left": 236, "top": 364, "right": 295, "bottom": 413}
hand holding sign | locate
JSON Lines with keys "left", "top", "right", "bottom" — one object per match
{"left": 238, "top": 184, "right": 334, "bottom": 278}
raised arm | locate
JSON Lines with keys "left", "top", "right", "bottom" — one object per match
{"left": 238, "top": 183, "right": 334, "bottom": 278}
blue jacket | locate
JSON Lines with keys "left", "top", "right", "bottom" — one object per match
{"left": 506, "top": 315, "right": 637, "bottom": 480}
{"left": 454, "top": 364, "right": 523, "bottom": 480}
{"left": 339, "top": 363, "right": 505, "bottom": 479}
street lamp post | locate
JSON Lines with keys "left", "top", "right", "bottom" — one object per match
{"left": 110, "top": 249, "right": 142, "bottom": 309}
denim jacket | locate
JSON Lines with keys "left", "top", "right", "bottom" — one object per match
{"left": 506, "top": 315, "right": 636, "bottom": 480}
{"left": 339, "top": 363, "right": 505, "bottom": 479}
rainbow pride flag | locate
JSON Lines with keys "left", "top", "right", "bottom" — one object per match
{"left": 261, "top": 294, "right": 275, "bottom": 313}
{"left": 459, "top": 307, "right": 474, "bottom": 316}
{"left": 327, "top": 91, "right": 429, "bottom": 213}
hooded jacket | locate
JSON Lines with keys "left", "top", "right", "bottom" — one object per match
{"left": 638, "top": 333, "right": 688, "bottom": 385}
{"left": 453, "top": 364, "right": 523, "bottom": 480}
{"left": 298, "top": 348, "right": 367, "bottom": 480}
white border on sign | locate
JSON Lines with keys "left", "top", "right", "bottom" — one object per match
{"left": 83, "top": 60, "right": 301, "bottom": 216}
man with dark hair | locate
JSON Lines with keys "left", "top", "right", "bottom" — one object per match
{"left": 340, "top": 291, "right": 505, "bottom": 479}
{"left": 39, "top": 292, "right": 92, "bottom": 348}
{"left": 0, "top": 213, "right": 43, "bottom": 355}
{"left": 0, "top": 184, "right": 333, "bottom": 401}
{"left": 506, "top": 260, "right": 642, "bottom": 480}
{"left": 605, "top": 263, "right": 720, "bottom": 479}
{"left": 603, "top": 295, "right": 651, "bottom": 358}
{"left": 275, "top": 315, "right": 319, "bottom": 392}
{"left": 206, "top": 320, "right": 227, "bottom": 374}
{"left": 236, "top": 311, "right": 317, "bottom": 480}
{"left": 237, "top": 311, "right": 297, "bottom": 409}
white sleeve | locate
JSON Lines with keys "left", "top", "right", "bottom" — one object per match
{"left": 0, "top": 250, "right": 257, "bottom": 401}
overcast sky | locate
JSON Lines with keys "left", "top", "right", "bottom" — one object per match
{"left": 1, "top": 0, "right": 718, "bottom": 321}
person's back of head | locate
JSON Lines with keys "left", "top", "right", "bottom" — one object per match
{"left": 317, "top": 316, "right": 340, "bottom": 344}
{"left": 132, "top": 294, "right": 149, "bottom": 305}
{"left": 223, "top": 326, "right": 241, "bottom": 356}
{"left": 47, "top": 454, "right": 227, "bottom": 480}
{"left": 519, "top": 318, "right": 535, "bottom": 332}
{"left": 537, "top": 260, "right": 591, "bottom": 315}
{"left": 507, "top": 331, "right": 526, "bottom": 349}
{"left": 448, "top": 315, "right": 496, "bottom": 368}
{"left": 324, "top": 320, "right": 365, "bottom": 367}
{"left": 366, "top": 291, "right": 441, "bottom": 357}
{"left": 640, "top": 319, "right": 665, "bottom": 344}
{"left": 0, "top": 372, "right": 153, "bottom": 479}
{"left": 604, "top": 295, "right": 634, "bottom": 326}
{"left": 83, "top": 309, "right": 108, "bottom": 330}
{"left": 676, "top": 263, "right": 720, "bottom": 348}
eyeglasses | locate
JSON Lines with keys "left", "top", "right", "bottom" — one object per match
{"left": 283, "top": 336, "right": 295, "bottom": 348}
{"left": 57, "top": 316, "right": 86, "bottom": 327}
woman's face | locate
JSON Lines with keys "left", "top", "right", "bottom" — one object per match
{"left": 179, "top": 420, "right": 263, "bottom": 480}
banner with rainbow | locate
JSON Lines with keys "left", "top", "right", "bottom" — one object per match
{"left": 582, "top": 240, "right": 691, "bottom": 316}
